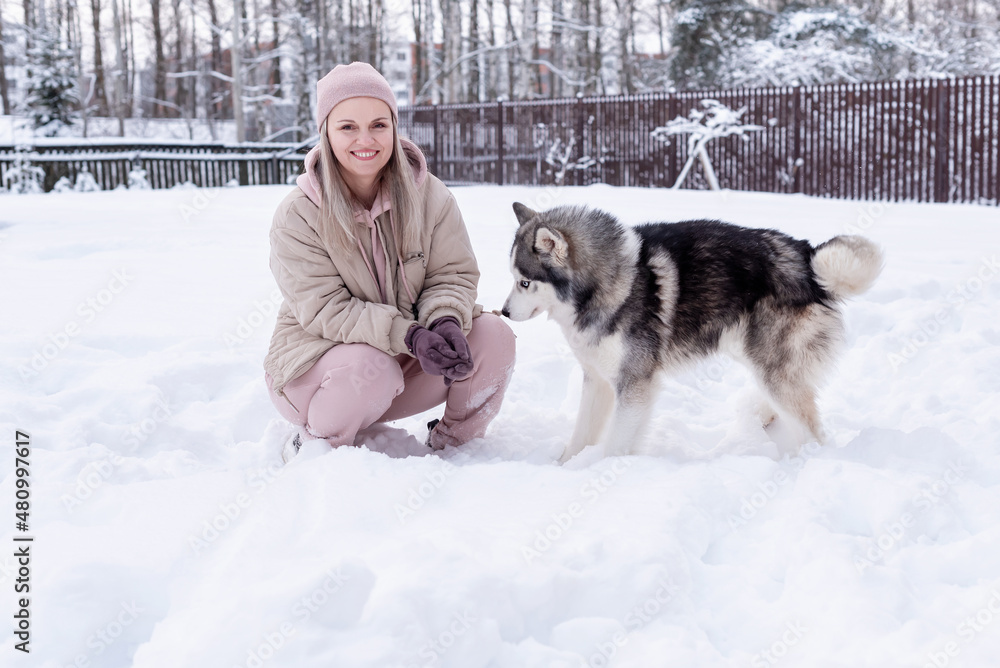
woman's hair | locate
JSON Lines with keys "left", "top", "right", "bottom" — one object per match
{"left": 315, "top": 117, "right": 422, "bottom": 255}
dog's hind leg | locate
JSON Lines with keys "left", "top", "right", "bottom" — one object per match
{"left": 761, "top": 380, "right": 825, "bottom": 445}
{"left": 561, "top": 368, "right": 615, "bottom": 463}
{"left": 746, "top": 303, "right": 841, "bottom": 447}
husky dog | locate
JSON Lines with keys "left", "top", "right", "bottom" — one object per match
{"left": 501, "top": 202, "right": 883, "bottom": 463}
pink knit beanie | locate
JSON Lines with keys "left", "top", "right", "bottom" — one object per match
{"left": 315, "top": 62, "right": 398, "bottom": 131}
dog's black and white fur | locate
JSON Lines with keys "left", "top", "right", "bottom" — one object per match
{"left": 501, "top": 203, "right": 883, "bottom": 463}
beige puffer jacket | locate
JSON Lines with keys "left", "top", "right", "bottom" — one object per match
{"left": 264, "top": 139, "right": 482, "bottom": 396}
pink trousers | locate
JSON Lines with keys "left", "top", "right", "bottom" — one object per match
{"left": 266, "top": 314, "right": 515, "bottom": 449}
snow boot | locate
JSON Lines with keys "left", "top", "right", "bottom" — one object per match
{"left": 281, "top": 431, "right": 303, "bottom": 464}
{"left": 425, "top": 419, "right": 442, "bottom": 449}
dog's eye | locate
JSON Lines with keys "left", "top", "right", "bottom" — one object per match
{"left": 519, "top": 280, "right": 531, "bottom": 289}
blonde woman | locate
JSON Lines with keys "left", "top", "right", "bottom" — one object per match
{"left": 264, "top": 62, "right": 515, "bottom": 461}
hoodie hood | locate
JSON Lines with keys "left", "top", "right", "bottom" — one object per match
{"left": 296, "top": 137, "right": 428, "bottom": 207}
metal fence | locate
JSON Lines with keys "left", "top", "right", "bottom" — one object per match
{"left": 2, "top": 76, "right": 997, "bottom": 205}
{"left": 399, "top": 76, "right": 1000, "bottom": 205}
{"left": 0, "top": 140, "right": 309, "bottom": 192}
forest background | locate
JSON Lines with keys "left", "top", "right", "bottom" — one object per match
{"left": 1, "top": 0, "right": 999, "bottom": 140}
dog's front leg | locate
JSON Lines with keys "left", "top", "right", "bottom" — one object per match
{"left": 600, "top": 379, "right": 656, "bottom": 458}
{"left": 560, "top": 369, "right": 615, "bottom": 463}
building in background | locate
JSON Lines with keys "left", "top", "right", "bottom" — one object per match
{"left": 383, "top": 41, "right": 414, "bottom": 106}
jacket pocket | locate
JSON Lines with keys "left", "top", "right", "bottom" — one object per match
{"left": 404, "top": 251, "right": 426, "bottom": 267}
{"left": 399, "top": 252, "right": 426, "bottom": 308}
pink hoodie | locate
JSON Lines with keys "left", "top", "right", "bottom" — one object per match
{"left": 294, "top": 139, "right": 428, "bottom": 307}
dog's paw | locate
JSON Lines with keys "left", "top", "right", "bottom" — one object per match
{"left": 755, "top": 401, "right": 778, "bottom": 428}
{"left": 557, "top": 449, "right": 578, "bottom": 465}
{"left": 557, "top": 440, "right": 587, "bottom": 465}
{"left": 559, "top": 444, "right": 610, "bottom": 468}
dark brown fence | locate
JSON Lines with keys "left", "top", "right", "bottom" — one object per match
{"left": 399, "top": 76, "right": 999, "bottom": 205}
{"left": 2, "top": 76, "right": 997, "bottom": 204}
{"left": 0, "top": 141, "right": 310, "bottom": 192}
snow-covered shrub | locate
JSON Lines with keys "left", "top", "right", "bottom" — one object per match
{"left": 536, "top": 119, "right": 601, "bottom": 186}
{"left": 128, "top": 168, "right": 151, "bottom": 190}
{"left": 2, "top": 147, "right": 45, "bottom": 194}
{"left": 652, "top": 99, "right": 763, "bottom": 190}
{"left": 652, "top": 100, "right": 762, "bottom": 145}
{"left": 543, "top": 137, "right": 600, "bottom": 186}
{"left": 545, "top": 137, "right": 576, "bottom": 185}
{"left": 74, "top": 172, "right": 101, "bottom": 192}
{"left": 52, "top": 176, "right": 75, "bottom": 192}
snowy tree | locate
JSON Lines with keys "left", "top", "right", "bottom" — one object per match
{"left": 0, "top": 3, "right": 11, "bottom": 115}
{"left": 23, "top": 29, "right": 79, "bottom": 136}
{"left": 651, "top": 99, "right": 762, "bottom": 190}
{"left": 897, "top": 6, "right": 1000, "bottom": 78}
{"left": 87, "top": 0, "right": 111, "bottom": 117}
{"left": 663, "top": 2, "right": 1000, "bottom": 90}
{"left": 720, "top": 6, "right": 906, "bottom": 87}
{"left": 668, "top": 0, "right": 772, "bottom": 90}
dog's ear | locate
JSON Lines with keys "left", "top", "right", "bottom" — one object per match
{"left": 534, "top": 227, "right": 569, "bottom": 266}
{"left": 512, "top": 202, "right": 537, "bottom": 227}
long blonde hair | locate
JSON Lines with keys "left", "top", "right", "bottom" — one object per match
{"left": 315, "top": 118, "right": 422, "bottom": 255}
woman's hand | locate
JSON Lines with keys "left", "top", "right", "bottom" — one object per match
{"left": 429, "top": 317, "right": 473, "bottom": 382}
{"left": 406, "top": 318, "right": 474, "bottom": 386}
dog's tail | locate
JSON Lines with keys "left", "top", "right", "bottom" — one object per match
{"left": 812, "top": 235, "right": 884, "bottom": 300}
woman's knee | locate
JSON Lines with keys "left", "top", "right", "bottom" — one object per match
{"left": 319, "top": 344, "right": 405, "bottom": 400}
{"left": 304, "top": 345, "right": 406, "bottom": 441}
{"left": 273, "top": 345, "right": 404, "bottom": 426}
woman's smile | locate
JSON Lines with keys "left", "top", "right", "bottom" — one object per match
{"left": 327, "top": 96, "right": 395, "bottom": 199}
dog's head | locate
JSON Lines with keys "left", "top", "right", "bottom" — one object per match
{"left": 501, "top": 202, "right": 575, "bottom": 322}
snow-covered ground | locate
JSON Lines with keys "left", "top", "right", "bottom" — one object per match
{"left": 1, "top": 183, "right": 999, "bottom": 668}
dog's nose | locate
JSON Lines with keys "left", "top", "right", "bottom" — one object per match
{"left": 501, "top": 306, "right": 510, "bottom": 318}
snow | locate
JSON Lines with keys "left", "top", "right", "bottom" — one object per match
{"left": 2, "top": 183, "right": 999, "bottom": 667}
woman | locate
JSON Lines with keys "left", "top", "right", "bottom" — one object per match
{"left": 264, "top": 62, "right": 515, "bottom": 461}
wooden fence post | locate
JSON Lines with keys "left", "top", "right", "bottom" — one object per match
{"left": 933, "top": 78, "right": 951, "bottom": 203}
{"left": 433, "top": 105, "right": 441, "bottom": 178}
{"left": 666, "top": 93, "right": 677, "bottom": 187}
{"left": 792, "top": 85, "right": 802, "bottom": 194}
{"left": 574, "top": 94, "right": 585, "bottom": 186}
{"left": 497, "top": 100, "right": 504, "bottom": 186}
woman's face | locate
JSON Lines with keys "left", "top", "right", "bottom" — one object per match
{"left": 325, "top": 97, "right": 394, "bottom": 193}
